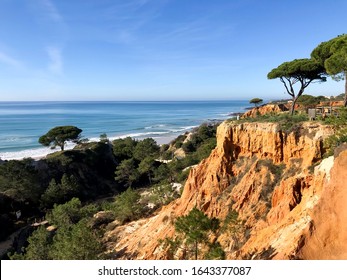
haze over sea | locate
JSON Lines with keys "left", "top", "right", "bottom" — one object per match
{"left": 0, "top": 100, "right": 248, "bottom": 160}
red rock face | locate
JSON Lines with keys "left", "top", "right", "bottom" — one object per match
{"left": 103, "top": 121, "right": 345, "bottom": 260}
{"left": 297, "top": 149, "right": 347, "bottom": 259}
{"left": 241, "top": 104, "right": 288, "bottom": 118}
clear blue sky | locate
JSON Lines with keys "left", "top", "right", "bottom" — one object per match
{"left": 0, "top": 0, "right": 346, "bottom": 101}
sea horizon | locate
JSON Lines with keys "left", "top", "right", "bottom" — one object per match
{"left": 0, "top": 100, "right": 249, "bottom": 160}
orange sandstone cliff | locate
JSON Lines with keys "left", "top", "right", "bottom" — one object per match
{"left": 103, "top": 120, "right": 347, "bottom": 260}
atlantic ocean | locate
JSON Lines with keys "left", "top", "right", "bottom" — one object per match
{"left": 0, "top": 100, "right": 248, "bottom": 160}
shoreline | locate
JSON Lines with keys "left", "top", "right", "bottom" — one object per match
{"left": 0, "top": 101, "right": 246, "bottom": 161}
{"left": 0, "top": 132, "right": 184, "bottom": 161}
{"left": 1, "top": 117, "right": 241, "bottom": 162}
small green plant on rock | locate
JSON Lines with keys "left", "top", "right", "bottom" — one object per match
{"left": 324, "top": 127, "right": 347, "bottom": 156}
{"left": 160, "top": 207, "right": 223, "bottom": 260}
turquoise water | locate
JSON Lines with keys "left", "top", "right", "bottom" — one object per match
{"left": 0, "top": 101, "right": 248, "bottom": 160}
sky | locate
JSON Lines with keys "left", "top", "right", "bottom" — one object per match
{"left": 0, "top": 0, "right": 346, "bottom": 101}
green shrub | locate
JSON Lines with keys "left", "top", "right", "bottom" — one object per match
{"left": 322, "top": 108, "right": 347, "bottom": 156}
{"left": 0, "top": 158, "right": 42, "bottom": 204}
{"left": 324, "top": 127, "right": 347, "bottom": 156}
{"left": 175, "top": 207, "right": 220, "bottom": 259}
{"left": 204, "top": 242, "right": 225, "bottom": 260}
{"left": 323, "top": 107, "right": 347, "bottom": 126}
{"left": 50, "top": 219, "right": 103, "bottom": 260}
{"left": 108, "top": 188, "right": 142, "bottom": 224}
{"left": 10, "top": 198, "right": 102, "bottom": 260}
{"left": 112, "top": 137, "right": 137, "bottom": 161}
{"left": 236, "top": 112, "right": 309, "bottom": 133}
{"left": 148, "top": 184, "right": 180, "bottom": 207}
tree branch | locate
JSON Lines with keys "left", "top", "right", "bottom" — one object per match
{"left": 280, "top": 77, "right": 294, "bottom": 98}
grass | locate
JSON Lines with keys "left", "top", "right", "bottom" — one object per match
{"left": 232, "top": 112, "right": 309, "bottom": 133}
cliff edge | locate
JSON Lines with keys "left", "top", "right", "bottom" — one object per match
{"left": 103, "top": 120, "right": 346, "bottom": 259}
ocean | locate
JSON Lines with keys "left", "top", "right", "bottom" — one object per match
{"left": 0, "top": 101, "right": 248, "bottom": 160}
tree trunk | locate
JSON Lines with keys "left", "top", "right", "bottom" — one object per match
{"left": 290, "top": 97, "right": 296, "bottom": 116}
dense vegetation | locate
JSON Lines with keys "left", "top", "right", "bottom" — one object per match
{"left": 322, "top": 107, "right": 347, "bottom": 156}
{"left": 234, "top": 111, "right": 309, "bottom": 133}
{"left": 9, "top": 198, "right": 103, "bottom": 260}
{"left": 160, "top": 207, "right": 244, "bottom": 260}
{"left": 0, "top": 122, "right": 219, "bottom": 259}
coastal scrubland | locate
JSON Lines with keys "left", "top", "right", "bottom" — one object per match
{"left": 1, "top": 94, "right": 347, "bottom": 259}
{"left": 0, "top": 122, "right": 219, "bottom": 259}
{"left": 99, "top": 103, "right": 347, "bottom": 260}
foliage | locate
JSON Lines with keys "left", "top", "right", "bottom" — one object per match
{"left": 195, "top": 138, "right": 217, "bottom": 161}
{"left": 133, "top": 138, "right": 160, "bottom": 161}
{"left": 255, "top": 159, "right": 285, "bottom": 208}
{"left": 10, "top": 198, "right": 102, "bottom": 260}
{"left": 322, "top": 107, "right": 347, "bottom": 156}
{"left": 112, "top": 123, "right": 217, "bottom": 189}
{"left": 181, "top": 124, "right": 217, "bottom": 154}
{"left": 112, "top": 137, "right": 137, "bottom": 161}
{"left": 40, "top": 174, "right": 81, "bottom": 208}
{"left": 39, "top": 126, "right": 82, "bottom": 151}
{"left": 221, "top": 208, "right": 248, "bottom": 251}
{"left": 43, "top": 142, "right": 117, "bottom": 200}
{"left": 297, "top": 94, "right": 327, "bottom": 109}
{"left": 160, "top": 144, "right": 173, "bottom": 160}
{"left": 0, "top": 158, "right": 42, "bottom": 204}
{"left": 238, "top": 112, "right": 308, "bottom": 133}
{"left": 311, "top": 34, "right": 347, "bottom": 106}
{"left": 107, "top": 187, "right": 142, "bottom": 224}
{"left": 166, "top": 156, "right": 197, "bottom": 183}
{"left": 138, "top": 157, "right": 156, "bottom": 184}
{"left": 322, "top": 107, "right": 347, "bottom": 126}
{"left": 147, "top": 184, "right": 181, "bottom": 207}
{"left": 153, "top": 164, "right": 171, "bottom": 183}
{"left": 268, "top": 58, "right": 326, "bottom": 115}
{"left": 49, "top": 219, "right": 102, "bottom": 260}
{"left": 204, "top": 242, "right": 225, "bottom": 260}
{"left": 324, "top": 128, "right": 347, "bottom": 156}
{"left": 113, "top": 138, "right": 161, "bottom": 188}
{"left": 172, "top": 134, "right": 186, "bottom": 149}
{"left": 167, "top": 207, "right": 221, "bottom": 260}
{"left": 249, "top": 98, "right": 263, "bottom": 107}
{"left": 324, "top": 108, "right": 347, "bottom": 156}
{"left": 46, "top": 197, "right": 92, "bottom": 227}
{"left": 114, "top": 158, "right": 140, "bottom": 188}
{"left": 10, "top": 226, "right": 52, "bottom": 260}
{"left": 159, "top": 237, "right": 182, "bottom": 260}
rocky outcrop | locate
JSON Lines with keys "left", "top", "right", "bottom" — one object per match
{"left": 104, "top": 120, "right": 344, "bottom": 260}
{"left": 242, "top": 104, "right": 288, "bottom": 118}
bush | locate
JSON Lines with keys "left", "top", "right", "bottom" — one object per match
{"left": 107, "top": 188, "right": 142, "bottom": 224}
{"left": 50, "top": 219, "right": 103, "bottom": 260}
{"left": 0, "top": 158, "right": 42, "bottom": 204}
{"left": 10, "top": 198, "right": 102, "bottom": 260}
{"left": 147, "top": 184, "right": 180, "bottom": 207}
{"left": 324, "top": 127, "right": 347, "bottom": 156}
{"left": 112, "top": 137, "right": 137, "bottom": 161}
{"left": 161, "top": 207, "right": 222, "bottom": 260}
{"left": 322, "top": 108, "right": 347, "bottom": 156}
{"left": 237, "top": 112, "right": 309, "bottom": 133}
{"left": 40, "top": 174, "right": 81, "bottom": 208}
